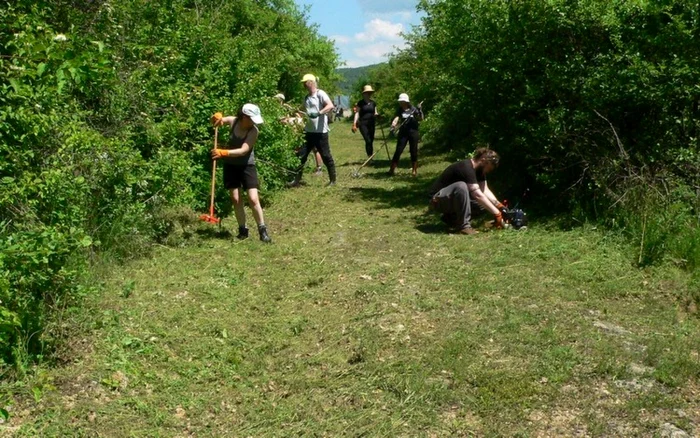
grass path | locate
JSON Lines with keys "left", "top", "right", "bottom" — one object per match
{"left": 3, "top": 122, "right": 699, "bottom": 437}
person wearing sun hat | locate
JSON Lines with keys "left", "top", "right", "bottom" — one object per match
{"left": 210, "top": 104, "right": 271, "bottom": 243}
{"left": 352, "top": 84, "right": 379, "bottom": 158}
{"left": 389, "top": 93, "right": 423, "bottom": 176}
{"left": 288, "top": 73, "right": 337, "bottom": 187}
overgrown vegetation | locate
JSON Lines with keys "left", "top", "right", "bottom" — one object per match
{"left": 2, "top": 127, "right": 698, "bottom": 436}
{"left": 366, "top": 0, "right": 700, "bottom": 269}
{"left": 0, "top": 0, "right": 337, "bottom": 372}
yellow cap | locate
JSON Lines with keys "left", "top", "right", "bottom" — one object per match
{"left": 301, "top": 73, "right": 317, "bottom": 83}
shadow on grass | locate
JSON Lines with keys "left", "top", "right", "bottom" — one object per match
{"left": 415, "top": 221, "right": 447, "bottom": 235}
{"left": 195, "top": 227, "right": 233, "bottom": 240}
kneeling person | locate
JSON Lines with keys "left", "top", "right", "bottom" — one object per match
{"left": 428, "top": 148, "right": 505, "bottom": 234}
{"left": 211, "top": 104, "right": 272, "bottom": 243}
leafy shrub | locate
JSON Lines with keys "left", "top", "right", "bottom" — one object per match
{"left": 0, "top": 0, "right": 338, "bottom": 373}
{"left": 371, "top": 0, "right": 700, "bottom": 267}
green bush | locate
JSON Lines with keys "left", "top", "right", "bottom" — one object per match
{"left": 0, "top": 0, "right": 338, "bottom": 373}
{"left": 370, "top": 0, "right": 700, "bottom": 267}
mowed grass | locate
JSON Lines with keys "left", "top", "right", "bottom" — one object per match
{"left": 2, "top": 121, "right": 699, "bottom": 437}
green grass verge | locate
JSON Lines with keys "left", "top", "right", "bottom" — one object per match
{"left": 2, "top": 121, "right": 699, "bottom": 437}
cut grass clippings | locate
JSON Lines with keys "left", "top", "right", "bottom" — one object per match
{"left": 1, "top": 121, "right": 699, "bottom": 437}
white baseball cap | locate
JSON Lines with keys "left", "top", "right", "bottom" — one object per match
{"left": 398, "top": 93, "right": 410, "bottom": 103}
{"left": 242, "top": 103, "right": 264, "bottom": 124}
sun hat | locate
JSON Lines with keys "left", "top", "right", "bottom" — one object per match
{"left": 273, "top": 93, "right": 285, "bottom": 101}
{"left": 242, "top": 103, "right": 264, "bottom": 124}
{"left": 362, "top": 85, "right": 375, "bottom": 93}
{"left": 301, "top": 73, "right": 317, "bottom": 83}
{"left": 398, "top": 93, "right": 410, "bottom": 103}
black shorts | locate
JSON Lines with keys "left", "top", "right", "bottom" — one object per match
{"left": 223, "top": 164, "right": 259, "bottom": 190}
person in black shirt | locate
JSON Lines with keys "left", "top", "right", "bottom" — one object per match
{"left": 428, "top": 148, "right": 506, "bottom": 235}
{"left": 352, "top": 85, "right": 378, "bottom": 158}
{"left": 389, "top": 93, "right": 423, "bottom": 176}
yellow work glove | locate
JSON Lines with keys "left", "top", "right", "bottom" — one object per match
{"left": 211, "top": 148, "right": 229, "bottom": 160}
{"left": 211, "top": 112, "right": 223, "bottom": 126}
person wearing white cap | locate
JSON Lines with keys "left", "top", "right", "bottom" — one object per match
{"left": 211, "top": 104, "right": 271, "bottom": 243}
{"left": 288, "top": 73, "right": 337, "bottom": 187}
{"left": 389, "top": 93, "right": 423, "bottom": 176}
{"left": 352, "top": 85, "right": 379, "bottom": 158}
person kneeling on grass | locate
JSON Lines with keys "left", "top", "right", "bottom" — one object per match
{"left": 211, "top": 104, "right": 272, "bottom": 243}
{"left": 427, "top": 148, "right": 506, "bottom": 235}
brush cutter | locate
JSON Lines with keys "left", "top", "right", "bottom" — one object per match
{"left": 199, "top": 126, "right": 221, "bottom": 224}
{"left": 351, "top": 148, "right": 382, "bottom": 178}
{"left": 389, "top": 101, "right": 424, "bottom": 137}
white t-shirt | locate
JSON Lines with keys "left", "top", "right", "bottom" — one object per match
{"left": 304, "top": 89, "right": 331, "bottom": 133}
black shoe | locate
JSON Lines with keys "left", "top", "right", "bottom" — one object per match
{"left": 258, "top": 225, "right": 272, "bottom": 243}
{"left": 237, "top": 226, "right": 249, "bottom": 240}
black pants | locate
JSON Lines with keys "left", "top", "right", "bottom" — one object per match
{"left": 359, "top": 121, "right": 375, "bottom": 157}
{"left": 392, "top": 129, "right": 419, "bottom": 163}
{"left": 297, "top": 132, "right": 336, "bottom": 182}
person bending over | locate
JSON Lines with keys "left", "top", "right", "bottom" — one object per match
{"left": 211, "top": 104, "right": 272, "bottom": 243}
{"left": 427, "top": 148, "right": 506, "bottom": 235}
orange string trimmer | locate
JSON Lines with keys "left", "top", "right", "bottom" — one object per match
{"left": 199, "top": 126, "right": 221, "bottom": 224}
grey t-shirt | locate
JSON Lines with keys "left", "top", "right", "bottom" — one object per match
{"left": 225, "top": 121, "right": 257, "bottom": 166}
{"left": 304, "top": 89, "right": 331, "bottom": 134}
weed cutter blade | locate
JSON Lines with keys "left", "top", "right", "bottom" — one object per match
{"left": 199, "top": 214, "right": 220, "bottom": 224}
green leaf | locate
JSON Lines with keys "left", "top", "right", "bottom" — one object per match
{"left": 32, "top": 387, "right": 42, "bottom": 403}
{"left": 80, "top": 236, "right": 92, "bottom": 247}
{"left": 37, "top": 63, "right": 46, "bottom": 77}
{"left": 0, "top": 408, "right": 9, "bottom": 421}
{"left": 8, "top": 79, "right": 20, "bottom": 93}
{"left": 91, "top": 41, "right": 105, "bottom": 52}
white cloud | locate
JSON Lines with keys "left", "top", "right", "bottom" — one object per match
{"left": 343, "top": 59, "right": 366, "bottom": 68}
{"left": 355, "top": 19, "right": 404, "bottom": 42}
{"left": 331, "top": 12, "right": 419, "bottom": 67}
{"left": 352, "top": 41, "right": 406, "bottom": 61}
{"left": 330, "top": 35, "right": 351, "bottom": 45}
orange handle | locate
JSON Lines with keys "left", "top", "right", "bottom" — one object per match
{"left": 209, "top": 127, "right": 218, "bottom": 216}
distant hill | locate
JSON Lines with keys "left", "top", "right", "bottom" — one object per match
{"left": 336, "top": 63, "right": 385, "bottom": 95}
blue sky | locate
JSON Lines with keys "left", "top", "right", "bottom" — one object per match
{"left": 294, "top": 0, "right": 422, "bottom": 68}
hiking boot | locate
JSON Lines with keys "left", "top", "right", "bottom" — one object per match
{"left": 456, "top": 227, "right": 478, "bottom": 235}
{"left": 237, "top": 226, "right": 249, "bottom": 240}
{"left": 326, "top": 181, "right": 336, "bottom": 187}
{"left": 258, "top": 225, "right": 272, "bottom": 243}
